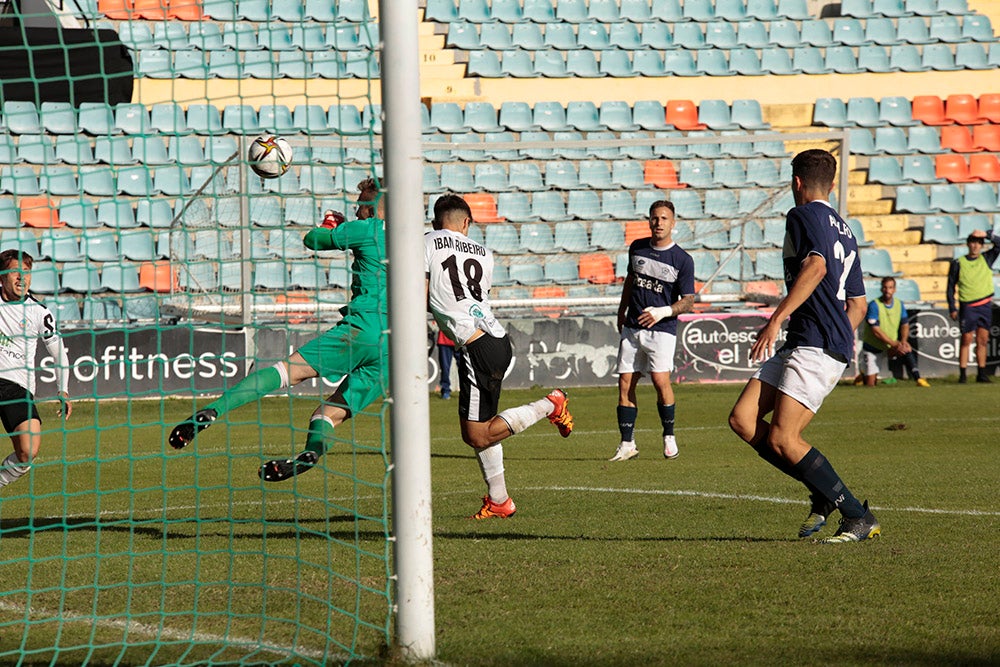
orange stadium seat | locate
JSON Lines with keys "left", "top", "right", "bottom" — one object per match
{"left": 940, "top": 125, "right": 979, "bottom": 152}
{"left": 944, "top": 94, "right": 987, "bottom": 125}
{"left": 465, "top": 192, "right": 505, "bottom": 223}
{"left": 911, "top": 95, "right": 951, "bottom": 125}
{"left": 643, "top": 160, "right": 684, "bottom": 189}
{"left": 97, "top": 0, "right": 132, "bottom": 19}
{"left": 531, "top": 285, "right": 567, "bottom": 318}
{"left": 972, "top": 124, "right": 1000, "bottom": 151}
{"left": 132, "top": 0, "right": 168, "bottom": 19}
{"left": 934, "top": 154, "right": 976, "bottom": 183}
{"left": 977, "top": 94, "right": 1000, "bottom": 123}
{"left": 19, "top": 197, "right": 62, "bottom": 228}
{"left": 624, "top": 219, "right": 650, "bottom": 245}
{"left": 969, "top": 154, "right": 1000, "bottom": 182}
{"left": 166, "top": 0, "right": 203, "bottom": 19}
{"left": 578, "top": 253, "right": 616, "bottom": 284}
{"left": 665, "top": 100, "right": 707, "bottom": 130}
{"left": 139, "top": 261, "right": 178, "bottom": 293}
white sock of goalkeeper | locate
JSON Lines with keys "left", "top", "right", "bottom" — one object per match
{"left": 0, "top": 453, "right": 30, "bottom": 488}
{"left": 496, "top": 397, "right": 554, "bottom": 435}
{"left": 476, "top": 444, "right": 508, "bottom": 503}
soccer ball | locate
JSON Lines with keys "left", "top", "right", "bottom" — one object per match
{"left": 247, "top": 135, "right": 293, "bottom": 179}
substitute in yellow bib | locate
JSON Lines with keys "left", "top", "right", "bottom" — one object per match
{"left": 947, "top": 229, "right": 1000, "bottom": 383}
{"left": 857, "top": 277, "right": 929, "bottom": 387}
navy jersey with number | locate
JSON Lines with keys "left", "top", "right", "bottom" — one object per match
{"left": 781, "top": 200, "right": 865, "bottom": 361}
{"left": 623, "top": 239, "right": 695, "bottom": 335}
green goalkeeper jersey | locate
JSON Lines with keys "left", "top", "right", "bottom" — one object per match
{"left": 304, "top": 217, "right": 386, "bottom": 331}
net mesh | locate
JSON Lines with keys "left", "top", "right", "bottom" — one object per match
{"left": 0, "top": 1, "right": 391, "bottom": 663}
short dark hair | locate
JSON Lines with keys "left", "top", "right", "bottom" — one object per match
{"left": 648, "top": 200, "right": 675, "bottom": 217}
{"left": 966, "top": 233, "right": 985, "bottom": 244}
{"left": 881, "top": 276, "right": 896, "bottom": 287}
{"left": 0, "top": 249, "right": 32, "bottom": 271}
{"left": 433, "top": 194, "right": 472, "bottom": 229}
{"left": 791, "top": 149, "right": 837, "bottom": 189}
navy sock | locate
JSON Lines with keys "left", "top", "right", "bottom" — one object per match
{"left": 616, "top": 406, "right": 637, "bottom": 442}
{"left": 793, "top": 448, "right": 865, "bottom": 519}
{"left": 657, "top": 403, "right": 675, "bottom": 436}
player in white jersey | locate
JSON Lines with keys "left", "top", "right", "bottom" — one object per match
{"left": 0, "top": 250, "right": 72, "bottom": 492}
{"left": 424, "top": 195, "right": 574, "bottom": 519}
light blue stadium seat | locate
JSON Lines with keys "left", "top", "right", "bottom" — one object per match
{"left": 610, "top": 160, "right": 646, "bottom": 189}
{"left": 573, "top": 160, "right": 610, "bottom": 190}
{"left": 533, "top": 101, "right": 568, "bottom": 132}
{"left": 705, "top": 20, "right": 739, "bottom": 50}
{"left": 713, "top": 159, "right": 749, "bottom": 188}
{"left": 849, "top": 128, "right": 878, "bottom": 155}
{"left": 590, "top": 220, "right": 625, "bottom": 250}
{"left": 689, "top": 251, "right": 719, "bottom": 281}
{"left": 696, "top": 220, "right": 734, "bottom": 250}
{"left": 78, "top": 166, "right": 115, "bottom": 196}
{"left": 871, "top": 127, "right": 910, "bottom": 155}
{"left": 869, "top": 156, "right": 907, "bottom": 184}
{"left": 113, "top": 104, "right": 152, "bottom": 136}
{"left": 0, "top": 136, "right": 14, "bottom": 166}
{"left": 962, "top": 14, "right": 994, "bottom": 42}
{"left": 0, "top": 166, "right": 40, "bottom": 195}
{"left": 45, "top": 294, "right": 82, "bottom": 325}
{"left": 39, "top": 167, "right": 77, "bottom": 196}
{"left": 422, "top": 135, "right": 451, "bottom": 163}
{"left": 509, "top": 23, "right": 544, "bottom": 51}
{"left": 52, "top": 136, "right": 94, "bottom": 165}
{"left": 520, "top": 222, "right": 558, "bottom": 253}
{"left": 152, "top": 22, "right": 190, "bottom": 51}
{"left": 173, "top": 50, "right": 209, "bottom": 79}
{"left": 663, "top": 50, "right": 698, "bottom": 77}
{"left": 187, "top": 22, "right": 224, "bottom": 51}
{"left": 509, "top": 162, "right": 546, "bottom": 191}
{"left": 464, "top": 102, "right": 503, "bottom": 133}
{"left": 58, "top": 200, "right": 98, "bottom": 229}
{"left": 483, "top": 131, "right": 520, "bottom": 161}
{"left": 77, "top": 102, "right": 116, "bottom": 136}
{"left": 813, "top": 98, "right": 849, "bottom": 127}
{"left": 118, "top": 229, "right": 158, "bottom": 261}
{"left": 834, "top": 18, "right": 869, "bottom": 47}
{"left": 665, "top": 190, "right": 704, "bottom": 219}
{"left": 0, "top": 230, "right": 38, "bottom": 257}
{"left": 40, "top": 102, "right": 76, "bottom": 135}
{"left": 730, "top": 47, "right": 766, "bottom": 75}
{"left": 2, "top": 101, "right": 41, "bottom": 135}
{"left": 544, "top": 255, "right": 584, "bottom": 285}
{"left": 136, "top": 50, "right": 173, "bottom": 79}
{"left": 296, "top": 165, "right": 337, "bottom": 195}
{"left": 640, "top": 21, "right": 673, "bottom": 49}
{"left": 500, "top": 50, "right": 537, "bottom": 78}
{"left": 955, "top": 43, "right": 991, "bottom": 70}
{"left": 705, "top": 190, "right": 740, "bottom": 220}
{"left": 439, "top": 163, "right": 477, "bottom": 193}
{"left": 489, "top": 0, "right": 524, "bottom": 22}
{"left": 800, "top": 19, "right": 834, "bottom": 47}
{"left": 186, "top": 104, "right": 223, "bottom": 135}
{"left": 754, "top": 249, "right": 785, "bottom": 279}
{"left": 101, "top": 263, "right": 143, "bottom": 293}
{"left": 737, "top": 20, "right": 771, "bottom": 49}
{"left": 578, "top": 21, "right": 611, "bottom": 50}
{"left": 761, "top": 218, "right": 786, "bottom": 247}
{"left": 257, "top": 104, "right": 296, "bottom": 134}
{"left": 16, "top": 134, "right": 55, "bottom": 165}
{"left": 496, "top": 192, "right": 537, "bottom": 222}
{"left": 922, "top": 215, "right": 961, "bottom": 244}
{"left": 118, "top": 21, "right": 155, "bottom": 50}
{"left": 499, "top": 101, "right": 539, "bottom": 132}
{"left": 963, "top": 183, "right": 1000, "bottom": 212}
{"left": 896, "top": 17, "right": 933, "bottom": 44}
{"left": 906, "top": 126, "right": 944, "bottom": 154}
{"left": 80, "top": 296, "right": 123, "bottom": 324}
{"left": 929, "top": 184, "right": 972, "bottom": 213}
{"left": 922, "top": 43, "right": 960, "bottom": 71}
{"left": 609, "top": 22, "right": 642, "bottom": 49}
{"left": 457, "top": 0, "right": 491, "bottom": 22}
{"left": 631, "top": 101, "right": 669, "bottom": 131}
{"left": 793, "top": 46, "right": 832, "bottom": 74}
{"left": 865, "top": 18, "right": 902, "bottom": 46}
{"left": 679, "top": 159, "right": 713, "bottom": 188}
{"left": 543, "top": 22, "right": 578, "bottom": 50}
{"left": 873, "top": 0, "right": 909, "bottom": 16}
{"left": 929, "top": 14, "right": 964, "bottom": 42}
{"left": 717, "top": 250, "right": 755, "bottom": 281}
{"left": 673, "top": 23, "right": 707, "bottom": 50}
{"left": 150, "top": 103, "right": 189, "bottom": 135}
{"left": 745, "top": 158, "right": 782, "bottom": 187}
{"left": 95, "top": 136, "right": 135, "bottom": 165}
{"left": 485, "top": 224, "right": 522, "bottom": 254}
{"left": 699, "top": 100, "right": 739, "bottom": 130}
{"left": 599, "top": 190, "right": 636, "bottom": 219}
{"left": 543, "top": 161, "right": 580, "bottom": 190}
{"left": 327, "top": 105, "right": 364, "bottom": 135}
{"left": 531, "top": 192, "right": 572, "bottom": 222}
{"left": 28, "top": 261, "right": 60, "bottom": 294}
{"left": 253, "top": 261, "right": 290, "bottom": 291}
{"left": 860, "top": 248, "right": 902, "bottom": 277}
{"left": 760, "top": 47, "right": 799, "bottom": 74}
{"left": 430, "top": 102, "right": 466, "bottom": 134}
{"left": 474, "top": 163, "right": 511, "bottom": 192}
{"left": 826, "top": 46, "right": 862, "bottom": 74}
{"left": 565, "top": 101, "right": 604, "bottom": 132}
{"left": 768, "top": 19, "right": 802, "bottom": 48}
{"left": 563, "top": 190, "right": 601, "bottom": 220}
{"left": 904, "top": 155, "right": 944, "bottom": 184}
{"left": 533, "top": 49, "right": 570, "bottom": 78}
{"left": 508, "top": 262, "right": 546, "bottom": 286}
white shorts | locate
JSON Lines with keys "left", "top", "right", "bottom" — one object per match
{"left": 859, "top": 349, "right": 885, "bottom": 376}
{"left": 752, "top": 346, "right": 847, "bottom": 413}
{"left": 617, "top": 327, "right": 677, "bottom": 374}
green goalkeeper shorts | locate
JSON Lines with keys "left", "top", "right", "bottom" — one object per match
{"left": 297, "top": 321, "right": 388, "bottom": 415}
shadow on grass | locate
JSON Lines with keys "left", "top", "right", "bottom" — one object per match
{"left": 435, "top": 531, "right": 796, "bottom": 543}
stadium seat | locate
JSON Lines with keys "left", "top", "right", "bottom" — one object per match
{"left": 865, "top": 17, "right": 902, "bottom": 46}
{"left": 923, "top": 215, "right": 962, "bottom": 243}
{"left": 499, "top": 101, "right": 539, "bottom": 132}
{"left": 624, "top": 218, "right": 651, "bottom": 244}
{"left": 962, "top": 182, "right": 1000, "bottom": 211}
{"left": 508, "top": 262, "right": 547, "bottom": 285}
{"left": 62, "top": 262, "right": 104, "bottom": 293}
{"left": 578, "top": 161, "right": 614, "bottom": 190}
{"left": 679, "top": 159, "right": 714, "bottom": 188}
{"left": 0, "top": 166, "right": 40, "bottom": 195}
{"left": 466, "top": 192, "right": 505, "bottom": 223}
{"left": 2, "top": 101, "right": 41, "bottom": 134}
{"left": 888, "top": 44, "right": 929, "bottom": 71}
{"left": 472, "top": 163, "right": 510, "bottom": 193}
{"left": 860, "top": 248, "right": 902, "bottom": 277}
{"left": 17, "top": 134, "right": 55, "bottom": 165}
{"left": 954, "top": 42, "right": 991, "bottom": 70}
{"left": 590, "top": 220, "right": 625, "bottom": 250}
{"left": 970, "top": 155, "right": 1000, "bottom": 183}
{"left": 905, "top": 126, "right": 943, "bottom": 154}
{"left": 496, "top": 192, "right": 537, "bottom": 223}
{"left": 631, "top": 101, "right": 669, "bottom": 131}
{"left": 643, "top": 160, "right": 682, "bottom": 189}
{"left": 666, "top": 189, "right": 704, "bottom": 218}
{"left": 935, "top": 154, "right": 976, "bottom": 182}
{"left": 578, "top": 21, "right": 611, "bottom": 50}
{"left": 666, "top": 100, "right": 706, "bottom": 130}
{"left": 864, "top": 47, "right": 897, "bottom": 74}
{"left": 912, "top": 95, "right": 951, "bottom": 125}
{"left": 28, "top": 261, "right": 60, "bottom": 294}
{"left": 507, "top": 162, "right": 546, "bottom": 191}
{"left": 543, "top": 161, "right": 580, "bottom": 190}
{"left": 662, "top": 50, "right": 698, "bottom": 77}
{"left": 101, "top": 263, "right": 143, "bottom": 293}
{"left": 578, "top": 253, "right": 616, "bottom": 284}
{"left": 929, "top": 14, "right": 964, "bottom": 42}
{"left": 16, "top": 197, "right": 58, "bottom": 229}
{"left": 59, "top": 200, "right": 99, "bottom": 229}
{"left": 902, "top": 155, "right": 945, "bottom": 183}
{"left": 849, "top": 128, "right": 878, "bottom": 155}
{"left": 596, "top": 191, "right": 634, "bottom": 220}
{"left": 921, "top": 43, "right": 960, "bottom": 71}
{"left": 945, "top": 94, "right": 987, "bottom": 125}
{"left": 552, "top": 221, "right": 594, "bottom": 252}
{"left": 38, "top": 102, "right": 75, "bottom": 136}
{"left": 813, "top": 98, "right": 849, "bottom": 127}
{"left": 928, "top": 183, "right": 973, "bottom": 212}
{"left": 941, "top": 125, "right": 979, "bottom": 152}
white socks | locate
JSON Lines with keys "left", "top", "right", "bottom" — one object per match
{"left": 497, "top": 397, "right": 553, "bottom": 435}
{"left": 0, "top": 453, "right": 30, "bottom": 488}
{"left": 476, "top": 444, "right": 508, "bottom": 503}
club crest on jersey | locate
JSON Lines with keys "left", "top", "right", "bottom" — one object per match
{"left": 469, "top": 304, "right": 485, "bottom": 318}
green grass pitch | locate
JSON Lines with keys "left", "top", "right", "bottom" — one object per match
{"left": 1, "top": 380, "right": 997, "bottom": 665}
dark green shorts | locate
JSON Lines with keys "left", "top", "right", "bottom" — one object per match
{"left": 297, "top": 321, "right": 387, "bottom": 415}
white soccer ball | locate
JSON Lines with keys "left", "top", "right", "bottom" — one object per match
{"left": 248, "top": 135, "right": 293, "bottom": 179}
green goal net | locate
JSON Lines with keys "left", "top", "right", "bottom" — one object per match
{"left": 0, "top": 1, "right": 393, "bottom": 663}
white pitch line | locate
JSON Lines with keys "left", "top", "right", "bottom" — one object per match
{"left": 523, "top": 486, "right": 1000, "bottom": 517}
{"left": 0, "top": 600, "right": 334, "bottom": 663}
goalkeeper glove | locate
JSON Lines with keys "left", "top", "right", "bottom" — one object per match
{"left": 321, "top": 210, "right": 345, "bottom": 229}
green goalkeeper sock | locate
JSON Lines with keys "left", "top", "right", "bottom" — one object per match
{"left": 305, "top": 416, "right": 337, "bottom": 457}
{"left": 205, "top": 366, "right": 283, "bottom": 416}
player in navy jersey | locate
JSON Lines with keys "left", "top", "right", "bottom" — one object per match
{"left": 609, "top": 200, "right": 695, "bottom": 463}
{"left": 425, "top": 195, "right": 574, "bottom": 519}
{"left": 728, "top": 149, "right": 881, "bottom": 544}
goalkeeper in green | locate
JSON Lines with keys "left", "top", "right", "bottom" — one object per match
{"left": 168, "top": 178, "right": 387, "bottom": 482}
